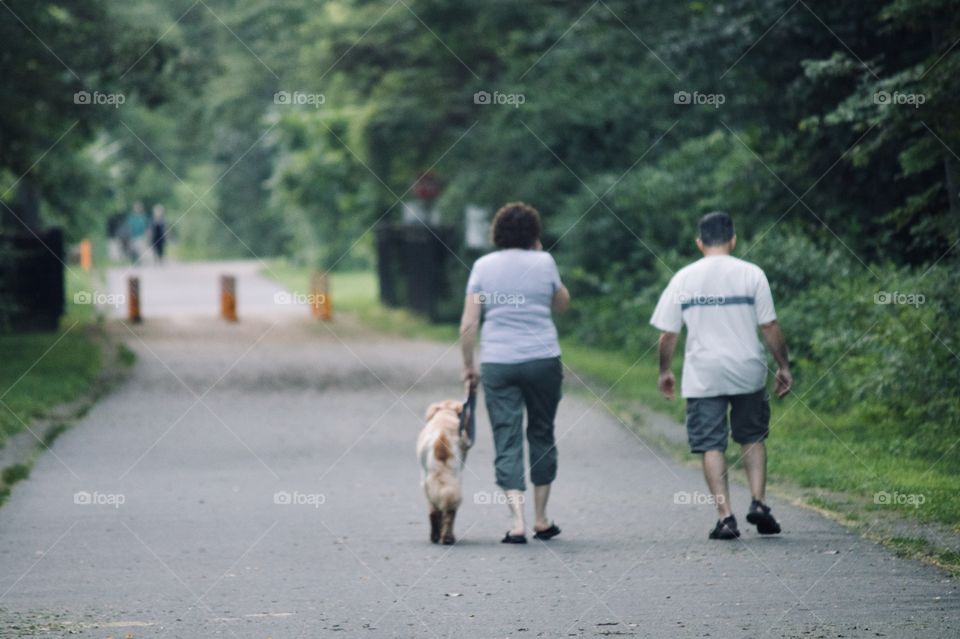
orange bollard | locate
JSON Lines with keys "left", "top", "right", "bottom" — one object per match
{"left": 320, "top": 278, "right": 332, "bottom": 321}
{"left": 127, "top": 276, "right": 141, "bottom": 323}
{"left": 221, "top": 275, "right": 238, "bottom": 322}
{"left": 79, "top": 239, "right": 92, "bottom": 272}
{"left": 311, "top": 271, "right": 332, "bottom": 321}
{"left": 309, "top": 273, "right": 321, "bottom": 319}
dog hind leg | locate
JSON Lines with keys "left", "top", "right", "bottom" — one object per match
{"left": 429, "top": 509, "right": 442, "bottom": 544}
{"left": 440, "top": 509, "right": 457, "bottom": 545}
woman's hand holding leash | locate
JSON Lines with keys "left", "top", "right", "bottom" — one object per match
{"left": 462, "top": 365, "right": 480, "bottom": 392}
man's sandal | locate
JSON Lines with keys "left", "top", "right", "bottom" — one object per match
{"left": 533, "top": 524, "right": 561, "bottom": 540}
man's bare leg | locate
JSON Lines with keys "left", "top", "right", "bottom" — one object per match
{"left": 741, "top": 442, "right": 767, "bottom": 502}
{"left": 702, "top": 450, "right": 732, "bottom": 518}
{"left": 742, "top": 441, "right": 781, "bottom": 533}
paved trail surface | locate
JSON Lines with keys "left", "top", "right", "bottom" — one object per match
{"left": 0, "top": 261, "right": 955, "bottom": 637}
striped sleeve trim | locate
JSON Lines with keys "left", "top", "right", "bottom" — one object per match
{"left": 681, "top": 295, "right": 755, "bottom": 311}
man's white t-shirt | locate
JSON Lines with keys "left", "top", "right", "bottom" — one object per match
{"left": 649, "top": 255, "right": 777, "bottom": 398}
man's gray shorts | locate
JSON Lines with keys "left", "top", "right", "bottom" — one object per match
{"left": 685, "top": 389, "right": 770, "bottom": 453}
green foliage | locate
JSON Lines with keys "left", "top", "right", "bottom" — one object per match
{"left": 746, "top": 233, "right": 955, "bottom": 430}
{"left": 6, "top": 0, "right": 956, "bottom": 267}
{"left": 1, "top": 463, "right": 30, "bottom": 486}
{"left": 117, "top": 343, "right": 137, "bottom": 368}
{"left": 0, "top": 270, "right": 102, "bottom": 447}
{"left": 0, "top": 0, "right": 189, "bottom": 240}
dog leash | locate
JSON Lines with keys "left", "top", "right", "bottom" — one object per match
{"left": 459, "top": 385, "right": 477, "bottom": 449}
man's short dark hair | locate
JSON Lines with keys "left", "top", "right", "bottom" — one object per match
{"left": 492, "top": 201, "right": 542, "bottom": 249}
{"left": 698, "top": 211, "right": 734, "bottom": 246}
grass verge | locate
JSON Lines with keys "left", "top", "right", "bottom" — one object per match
{"left": 265, "top": 265, "right": 960, "bottom": 572}
{"left": 266, "top": 260, "right": 459, "bottom": 342}
{"left": 0, "top": 266, "right": 118, "bottom": 504}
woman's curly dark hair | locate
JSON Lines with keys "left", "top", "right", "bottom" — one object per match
{"left": 491, "top": 202, "right": 542, "bottom": 249}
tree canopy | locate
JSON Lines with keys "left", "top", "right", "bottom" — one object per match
{"left": 2, "top": 0, "right": 956, "bottom": 270}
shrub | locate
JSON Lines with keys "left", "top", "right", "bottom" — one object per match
{"left": 563, "top": 226, "right": 960, "bottom": 468}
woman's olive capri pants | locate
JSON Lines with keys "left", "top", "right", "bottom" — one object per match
{"left": 481, "top": 356, "right": 563, "bottom": 491}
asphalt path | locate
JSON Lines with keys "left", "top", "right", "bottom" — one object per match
{"left": 0, "top": 261, "right": 955, "bottom": 637}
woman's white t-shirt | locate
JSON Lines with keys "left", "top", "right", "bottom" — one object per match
{"left": 466, "top": 249, "right": 563, "bottom": 364}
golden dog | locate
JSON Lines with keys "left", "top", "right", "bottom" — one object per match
{"left": 417, "top": 400, "right": 468, "bottom": 544}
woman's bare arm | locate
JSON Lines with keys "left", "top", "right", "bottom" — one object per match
{"left": 460, "top": 294, "right": 482, "bottom": 387}
{"left": 552, "top": 285, "right": 571, "bottom": 313}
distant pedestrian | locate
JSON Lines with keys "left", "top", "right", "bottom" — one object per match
{"left": 126, "top": 201, "right": 148, "bottom": 264}
{"left": 150, "top": 204, "right": 167, "bottom": 264}
{"left": 650, "top": 211, "right": 792, "bottom": 540}
{"left": 106, "top": 212, "right": 127, "bottom": 262}
{"left": 460, "top": 202, "right": 571, "bottom": 544}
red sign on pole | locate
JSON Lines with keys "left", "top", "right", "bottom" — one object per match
{"left": 413, "top": 171, "right": 441, "bottom": 201}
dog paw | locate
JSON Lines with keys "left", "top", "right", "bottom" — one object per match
{"left": 441, "top": 535, "right": 456, "bottom": 545}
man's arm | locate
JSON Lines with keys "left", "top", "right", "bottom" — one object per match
{"left": 460, "top": 294, "right": 482, "bottom": 389}
{"left": 658, "top": 331, "right": 679, "bottom": 400}
{"left": 760, "top": 320, "right": 792, "bottom": 398}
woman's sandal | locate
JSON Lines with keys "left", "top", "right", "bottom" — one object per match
{"left": 501, "top": 532, "right": 528, "bottom": 544}
{"left": 533, "top": 523, "right": 561, "bottom": 540}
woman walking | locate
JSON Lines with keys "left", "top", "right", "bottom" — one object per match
{"left": 460, "top": 202, "right": 570, "bottom": 543}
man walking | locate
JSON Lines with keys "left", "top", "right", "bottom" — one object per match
{"left": 150, "top": 204, "right": 167, "bottom": 264}
{"left": 650, "top": 211, "right": 792, "bottom": 540}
